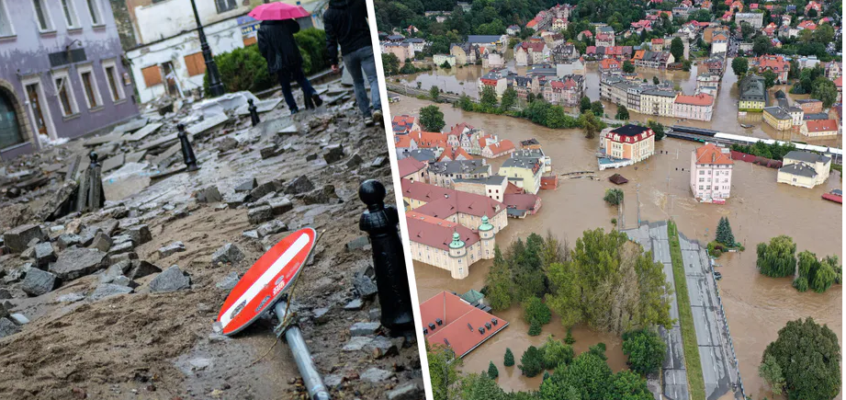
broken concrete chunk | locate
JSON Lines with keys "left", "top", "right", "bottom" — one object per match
{"left": 269, "top": 197, "right": 293, "bottom": 215}
{"left": 57, "top": 233, "right": 82, "bottom": 250}
{"left": 125, "top": 225, "right": 152, "bottom": 246}
{"left": 249, "top": 182, "right": 277, "bottom": 201}
{"left": 323, "top": 144, "right": 344, "bottom": 164}
{"left": 50, "top": 248, "right": 109, "bottom": 281}
{"left": 224, "top": 192, "right": 250, "bottom": 208}
{"left": 212, "top": 243, "right": 244, "bottom": 266}
{"left": 242, "top": 230, "right": 259, "bottom": 240}
{"left": 257, "top": 220, "right": 287, "bottom": 238}
{"left": 195, "top": 186, "right": 223, "bottom": 203}
{"left": 303, "top": 185, "right": 338, "bottom": 205}
{"left": 100, "top": 262, "right": 129, "bottom": 284}
{"left": 387, "top": 383, "right": 424, "bottom": 400}
{"left": 360, "top": 368, "right": 394, "bottom": 383}
{"left": 342, "top": 336, "right": 371, "bottom": 352}
{"left": 313, "top": 307, "right": 330, "bottom": 325}
{"left": 215, "top": 272, "right": 239, "bottom": 291}
{"left": 364, "top": 336, "right": 398, "bottom": 359}
{"left": 158, "top": 241, "right": 186, "bottom": 258}
{"left": 34, "top": 242, "right": 56, "bottom": 266}
{"left": 350, "top": 321, "right": 380, "bottom": 336}
{"left": 248, "top": 206, "right": 273, "bottom": 225}
{"left": 78, "top": 227, "right": 102, "bottom": 246}
{"left": 149, "top": 265, "right": 191, "bottom": 293}
{"left": 127, "top": 260, "right": 162, "bottom": 280}
{"left": 354, "top": 273, "right": 378, "bottom": 300}
{"left": 234, "top": 178, "right": 257, "bottom": 193}
{"left": 4, "top": 224, "right": 46, "bottom": 253}
{"left": 0, "top": 318, "right": 20, "bottom": 338}
{"left": 346, "top": 153, "right": 363, "bottom": 168}
{"left": 284, "top": 175, "right": 315, "bottom": 195}
{"left": 108, "top": 241, "right": 134, "bottom": 256}
{"left": 370, "top": 156, "right": 387, "bottom": 168}
{"left": 345, "top": 298, "right": 364, "bottom": 310}
{"left": 260, "top": 145, "right": 279, "bottom": 159}
{"left": 21, "top": 268, "right": 56, "bottom": 297}
{"left": 89, "top": 283, "right": 133, "bottom": 301}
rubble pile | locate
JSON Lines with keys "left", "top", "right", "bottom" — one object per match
{"left": 0, "top": 80, "right": 422, "bottom": 399}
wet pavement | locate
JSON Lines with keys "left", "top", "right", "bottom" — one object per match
{"left": 391, "top": 95, "right": 841, "bottom": 399}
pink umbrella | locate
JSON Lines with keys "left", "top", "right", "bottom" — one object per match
{"left": 248, "top": 2, "right": 311, "bottom": 21}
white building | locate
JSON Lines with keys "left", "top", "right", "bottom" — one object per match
{"left": 690, "top": 143, "right": 733, "bottom": 203}
{"left": 434, "top": 54, "right": 457, "bottom": 67}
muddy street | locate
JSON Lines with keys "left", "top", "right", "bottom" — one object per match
{"left": 0, "top": 86, "right": 422, "bottom": 399}
{"left": 393, "top": 96, "right": 841, "bottom": 399}
{"left": 396, "top": 60, "right": 841, "bottom": 148}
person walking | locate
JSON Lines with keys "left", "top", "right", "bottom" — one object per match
{"left": 258, "top": 19, "right": 323, "bottom": 114}
{"left": 324, "top": 0, "right": 382, "bottom": 126}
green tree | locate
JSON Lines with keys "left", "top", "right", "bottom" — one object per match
{"left": 504, "top": 348, "right": 515, "bottom": 367}
{"left": 458, "top": 94, "right": 475, "bottom": 111}
{"left": 763, "top": 70, "right": 778, "bottom": 88}
{"left": 753, "top": 35, "right": 771, "bottom": 55}
{"left": 486, "top": 246, "right": 513, "bottom": 310}
{"left": 590, "top": 101, "right": 604, "bottom": 117}
{"left": 670, "top": 37, "right": 684, "bottom": 61}
{"left": 519, "top": 346, "right": 545, "bottom": 377}
{"left": 547, "top": 229, "right": 672, "bottom": 334}
{"left": 732, "top": 57, "right": 749, "bottom": 76}
{"left": 761, "top": 318, "right": 840, "bottom": 400}
{"left": 419, "top": 105, "right": 445, "bottom": 132}
{"left": 811, "top": 258, "right": 836, "bottom": 293}
{"left": 551, "top": 351, "right": 613, "bottom": 400}
{"left": 811, "top": 78, "right": 838, "bottom": 108}
{"left": 429, "top": 344, "right": 462, "bottom": 400}
{"left": 757, "top": 235, "right": 797, "bottom": 278}
{"left": 793, "top": 276, "right": 810, "bottom": 292}
{"left": 580, "top": 96, "right": 592, "bottom": 113}
{"left": 623, "top": 61, "right": 635, "bottom": 73}
{"left": 615, "top": 105, "right": 630, "bottom": 120}
{"left": 460, "top": 374, "right": 506, "bottom": 400}
{"left": 622, "top": 329, "right": 666, "bottom": 376}
{"left": 541, "top": 335, "right": 575, "bottom": 369}
{"left": 523, "top": 296, "right": 552, "bottom": 325}
{"left": 382, "top": 53, "right": 401, "bottom": 76}
{"left": 440, "top": 60, "right": 452, "bottom": 69}
{"left": 759, "top": 353, "right": 785, "bottom": 395}
{"left": 652, "top": 76, "right": 660, "bottom": 85}
{"left": 500, "top": 87, "right": 518, "bottom": 111}
{"left": 604, "top": 188, "right": 624, "bottom": 206}
{"left": 648, "top": 120, "right": 665, "bottom": 141}
{"left": 529, "top": 319, "right": 542, "bottom": 336}
{"left": 565, "top": 328, "right": 576, "bottom": 345}
{"left": 608, "top": 371, "right": 653, "bottom": 400}
{"left": 813, "top": 24, "right": 835, "bottom": 45}
{"left": 579, "top": 111, "right": 601, "bottom": 139}
{"left": 430, "top": 85, "right": 440, "bottom": 101}
{"left": 480, "top": 85, "right": 499, "bottom": 110}
{"left": 741, "top": 22, "right": 755, "bottom": 40}
{"left": 488, "top": 361, "right": 499, "bottom": 379}
{"left": 716, "top": 217, "right": 736, "bottom": 246}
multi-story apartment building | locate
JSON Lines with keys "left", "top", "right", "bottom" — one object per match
{"left": 735, "top": 12, "right": 764, "bottom": 28}
{"left": 0, "top": 0, "right": 139, "bottom": 159}
{"left": 674, "top": 93, "right": 714, "bottom": 121}
{"left": 498, "top": 156, "right": 543, "bottom": 194}
{"left": 763, "top": 106, "right": 794, "bottom": 130}
{"left": 738, "top": 74, "right": 767, "bottom": 111}
{"left": 428, "top": 159, "right": 491, "bottom": 187}
{"left": 542, "top": 75, "right": 584, "bottom": 107}
{"left": 600, "top": 124, "right": 656, "bottom": 169}
{"left": 640, "top": 89, "right": 677, "bottom": 116}
{"left": 690, "top": 143, "right": 733, "bottom": 203}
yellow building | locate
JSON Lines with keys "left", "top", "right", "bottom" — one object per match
{"left": 401, "top": 179, "right": 508, "bottom": 232}
{"left": 640, "top": 90, "right": 677, "bottom": 117}
{"left": 739, "top": 74, "right": 767, "bottom": 111}
{"left": 497, "top": 157, "right": 543, "bottom": 194}
{"left": 777, "top": 151, "right": 831, "bottom": 188}
{"left": 763, "top": 107, "right": 793, "bottom": 130}
{"left": 405, "top": 212, "right": 496, "bottom": 279}
{"left": 603, "top": 125, "right": 656, "bottom": 163}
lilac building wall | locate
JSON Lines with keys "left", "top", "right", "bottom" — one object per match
{"left": 0, "top": 0, "right": 138, "bottom": 160}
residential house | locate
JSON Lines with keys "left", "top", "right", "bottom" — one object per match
{"left": 382, "top": 42, "right": 414, "bottom": 64}
{"left": 823, "top": 62, "right": 840, "bottom": 80}
{"left": 514, "top": 42, "right": 549, "bottom": 66}
{"left": 763, "top": 106, "right": 794, "bottom": 130}
{"left": 596, "top": 32, "right": 615, "bottom": 47}
{"left": 600, "top": 124, "right": 656, "bottom": 170}
{"left": 453, "top": 175, "right": 508, "bottom": 202}
{"left": 752, "top": 55, "right": 790, "bottom": 83}
{"left": 428, "top": 159, "right": 491, "bottom": 188}
{"left": 512, "top": 148, "right": 552, "bottom": 173}
{"left": 804, "top": 1, "right": 822, "bottom": 16}
{"left": 674, "top": 93, "right": 715, "bottom": 121}
{"left": 481, "top": 140, "right": 517, "bottom": 158}
{"left": 690, "top": 143, "right": 733, "bottom": 203}
{"left": 599, "top": 58, "right": 622, "bottom": 74}
{"left": 711, "top": 33, "right": 729, "bottom": 55}
{"left": 450, "top": 43, "right": 480, "bottom": 65}
{"left": 398, "top": 157, "right": 429, "bottom": 182}
{"left": 0, "top": 0, "right": 139, "bottom": 159}
{"left": 552, "top": 18, "right": 568, "bottom": 31}
{"left": 507, "top": 25, "right": 521, "bottom": 36}
{"left": 777, "top": 151, "right": 831, "bottom": 188}
{"left": 651, "top": 38, "right": 665, "bottom": 51}
{"left": 392, "top": 115, "right": 419, "bottom": 135}
{"left": 502, "top": 193, "right": 542, "bottom": 218}
{"left": 434, "top": 54, "right": 457, "bottom": 67}
{"left": 641, "top": 89, "right": 677, "bottom": 116}
{"left": 735, "top": 12, "right": 764, "bottom": 28}
{"left": 482, "top": 52, "right": 505, "bottom": 69}
{"left": 556, "top": 59, "right": 586, "bottom": 76}
{"left": 477, "top": 70, "right": 509, "bottom": 98}
{"left": 577, "top": 30, "right": 593, "bottom": 41}
{"left": 467, "top": 35, "right": 508, "bottom": 52}
{"left": 797, "top": 20, "right": 817, "bottom": 31}
{"left": 552, "top": 43, "right": 580, "bottom": 63}
{"left": 498, "top": 156, "right": 543, "bottom": 194}
{"left": 738, "top": 74, "right": 767, "bottom": 110}
{"left": 405, "top": 38, "right": 426, "bottom": 52}
{"left": 438, "top": 146, "right": 473, "bottom": 162}
{"left": 800, "top": 119, "right": 839, "bottom": 137}
{"left": 634, "top": 51, "right": 675, "bottom": 69}
{"left": 542, "top": 75, "right": 585, "bottom": 106}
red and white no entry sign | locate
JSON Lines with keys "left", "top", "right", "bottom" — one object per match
{"left": 217, "top": 227, "right": 317, "bottom": 336}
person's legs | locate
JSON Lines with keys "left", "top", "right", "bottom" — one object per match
{"left": 358, "top": 46, "right": 381, "bottom": 114}
{"left": 343, "top": 48, "right": 370, "bottom": 117}
{"left": 292, "top": 66, "right": 323, "bottom": 108}
{"left": 277, "top": 70, "right": 298, "bottom": 112}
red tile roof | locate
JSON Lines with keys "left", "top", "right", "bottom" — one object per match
{"left": 503, "top": 193, "right": 541, "bottom": 211}
{"left": 486, "top": 140, "right": 515, "bottom": 156}
{"left": 398, "top": 157, "right": 427, "bottom": 177}
{"left": 675, "top": 93, "right": 714, "bottom": 106}
{"left": 505, "top": 182, "right": 524, "bottom": 194}
{"left": 420, "top": 291, "right": 509, "bottom": 358}
{"left": 695, "top": 143, "right": 734, "bottom": 165}
{"left": 805, "top": 119, "right": 838, "bottom": 133}
{"left": 600, "top": 58, "right": 621, "bottom": 70}
{"left": 652, "top": 38, "right": 664, "bottom": 44}
{"left": 405, "top": 212, "right": 480, "bottom": 251}
{"left": 438, "top": 146, "right": 473, "bottom": 162}
{"left": 754, "top": 55, "right": 789, "bottom": 73}
{"left": 402, "top": 179, "right": 505, "bottom": 220}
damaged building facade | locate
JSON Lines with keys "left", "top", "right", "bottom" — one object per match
{"left": 0, "top": 0, "right": 139, "bottom": 160}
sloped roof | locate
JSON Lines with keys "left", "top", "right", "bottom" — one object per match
{"left": 405, "top": 211, "right": 479, "bottom": 251}
{"left": 398, "top": 157, "right": 427, "bottom": 177}
{"left": 695, "top": 143, "right": 733, "bottom": 165}
{"left": 420, "top": 291, "right": 509, "bottom": 358}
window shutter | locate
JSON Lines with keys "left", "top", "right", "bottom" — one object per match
{"left": 184, "top": 53, "right": 206, "bottom": 77}
{"left": 142, "top": 65, "right": 162, "bottom": 87}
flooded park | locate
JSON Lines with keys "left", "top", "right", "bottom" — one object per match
{"left": 393, "top": 59, "right": 840, "bottom": 148}
{"left": 393, "top": 96, "right": 842, "bottom": 398}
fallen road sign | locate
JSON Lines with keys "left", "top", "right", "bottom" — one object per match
{"left": 217, "top": 227, "right": 317, "bottom": 336}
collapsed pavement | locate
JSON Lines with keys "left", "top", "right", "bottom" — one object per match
{"left": 0, "top": 80, "right": 422, "bottom": 399}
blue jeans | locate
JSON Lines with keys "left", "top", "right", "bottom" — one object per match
{"left": 277, "top": 68, "right": 316, "bottom": 112}
{"left": 343, "top": 46, "right": 381, "bottom": 117}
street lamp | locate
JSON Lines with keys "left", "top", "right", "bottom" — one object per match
{"left": 190, "top": 0, "right": 224, "bottom": 97}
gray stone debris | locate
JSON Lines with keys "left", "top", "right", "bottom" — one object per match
{"left": 387, "top": 383, "right": 424, "bottom": 400}
{"left": 354, "top": 273, "right": 378, "bottom": 300}
{"left": 303, "top": 185, "right": 338, "bottom": 205}
{"left": 50, "top": 248, "right": 109, "bottom": 281}
{"left": 158, "top": 241, "right": 186, "bottom": 258}
{"left": 215, "top": 272, "right": 240, "bottom": 291}
{"left": 242, "top": 230, "right": 259, "bottom": 240}
{"left": 57, "top": 233, "right": 81, "bottom": 250}
{"left": 195, "top": 186, "right": 223, "bottom": 203}
{"left": 346, "top": 153, "right": 363, "bottom": 168}
{"left": 346, "top": 236, "right": 370, "bottom": 251}
{"left": 269, "top": 197, "right": 293, "bottom": 215}
{"left": 4, "top": 224, "right": 46, "bottom": 253}
{"left": 0, "top": 318, "right": 20, "bottom": 338}
{"left": 344, "top": 298, "right": 363, "bottom": 310}
{"left": 34, "top": 242, "right": 57, "bottom": 266}
{"left": 125, "top": 225, "right": 152, "bottom": 246}
{"left": 9, "top": 313, "right": 29, "bottom": 325}
{"left": 127, "top": 260, "right": 162, "bottom": 280}
{"left": 100, "top": 262, "right": 129, "bottom": 283}
{"left": 90, "top": 232, "right": 112, "bottom": 253}
{"left": 149, "top": 265, "right": 191, "bottom": 293}
{"left": 350, "top": 321, "right": 381, "bottom": 336}
{"left": 313, "top": 307, "right": 330, "bottom": 324}
{"left": 364, "top": 336, "right": 398, "bottom": 359}
{"left": 257, "top": 220, "right": 287, "bottom": 238}
{"left": 248, "top": 206, "right": 273, "bottom": 225}
{"left": 212, "top": 243, "right": 244, "bottom": 265}
{"left": 234, "top": 178, "right": 257, "bottom": 193}
{"left": 369, "top": 308, "right": 381, "bottom": 321}
{"left": 56, "top": 292, "right": 86, "bottom": 303}
{"left": 21, "top": 268, "right": 56, "bottom": 297}
{"left": 342, "top": 336, "right": 371, "bottom": 352}
{"left": 360, "top": 368, "right": 394, "bottom": 384}
{"left": 224, "top": 192, "right": 249, "bottom": 208}
{"left": 323, "top": 144, "right": 345, "bottom": 164}
{"left": 323, "top": 375, "right": 343, "bottom": 390}
{"left": 78, "top": 226, "right": 101, "bottom": 246}
{"left": 284, "top": 175, "right": 315, "bottom": 195}
{"left": 89, "top": 283, "right": 133, "bottom": 300}
{"left": 108, "top": 241, "right": 134, "bottom": 256}
{"left": 249, "top": 181, "right": 278, "bottom": 201}
{"left": 370, "top": 156, "right": 387, "bottom": 168}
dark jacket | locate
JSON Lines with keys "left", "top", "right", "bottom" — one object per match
{"left": 323, "top": 0, "right": 372, "bottom": 64}
{"left": 258, "top": 20, "right": 303, "bottom": 75}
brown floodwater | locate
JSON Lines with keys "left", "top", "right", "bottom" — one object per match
{"left": 395, "top": 60, "right": 841, "bottom": 149}
{"left": 394, "top": 96, "right": 842, "bottom": 398}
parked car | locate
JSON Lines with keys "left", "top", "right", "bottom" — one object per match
{"left": 714, "top": 271, "right": 722, "bottom": 280}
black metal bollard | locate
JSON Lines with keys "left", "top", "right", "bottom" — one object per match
{"left": 248, "top": 99, "right": 261, "bottom": 126}
{"left": 358, "top": 179, "right": 414, "bottom": 335}
{"left": 177, "top": 123, "right": 199, "bottom": 171}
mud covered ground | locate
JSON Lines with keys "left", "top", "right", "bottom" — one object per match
{"left": 0, "top": 86, "right": 422, "bottom": 399}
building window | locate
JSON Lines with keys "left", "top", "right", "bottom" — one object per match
{"left": 0, "top": 0, "right": 13, "bottom": 37}
{"left": 102, "top": 59, "right": 124, "bottom": 102}
{"left": 86, "top": 0, "right": 103, "bottom": 25}
{"left": 53, "top": 71, "right": 78, "bottom": 117}
{"left": 32, "top": 0, "right": 55, "bottom": 32}
{"left": 215, "top": 0, "right": 238, "bottom": 13}
{"left": 61, "top": 0, "right": 80, "bottom": 29}
{"left": 78, "top": 65, "right": 102, "bottom": 109}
